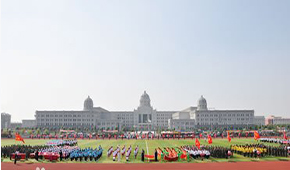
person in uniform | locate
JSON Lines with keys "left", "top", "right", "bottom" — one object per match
{"left": 59, "top": 150, "right": 63, "bottom": 161}
{"left": 35, "top": 149, "right": 39, "bottom": 161}
{"left": 134, "top": 145, "right": 139, "bottom": 159}
{"left": 117, "top": 150, "right": 121, "bottom": 162}
{"left": 112, "top": 149, "right": 117, "bottom": 161}
{"left": 154, "top": 149, "right": 158, "bottom": 161}
{"left": 141, "top": 149, "right": 145, "bottom": 162}
{"left": 14, "top": 150, "right": 19, "bottom": 164}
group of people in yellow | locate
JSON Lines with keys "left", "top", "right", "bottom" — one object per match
{"left": 231, "top": 144, "right": 267, "bottom": 157}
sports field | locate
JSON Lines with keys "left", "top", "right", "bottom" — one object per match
{"left": 1, "top": 138, "right": 289, "bottom": 163}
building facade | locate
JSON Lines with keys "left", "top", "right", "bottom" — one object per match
{"left": 34, "top": 92, "right": 257, "bottom": 130}
{"left": 168, "top": 96, "right": 255, "bottom": 129}
{"left": 1, "top": 113, "right": 11, "bottom": 129}
{"left": 253, "top": 116, "right": 265, "bottom": 126}
{"left": 168, "top": 110, "right": 196, "bottom": 130}
{"left": 10, "top": 122, "right": 22, "bottom": 129}
{"left": 22, "top": 119, "right": 37, "bottom": 128}
{"left": 265, "top": 115, "right": 290, "bottom": 125}
{"left": 35, "top": 91, "right": 176, "bottom": 130}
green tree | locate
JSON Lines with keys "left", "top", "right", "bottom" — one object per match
{"left": 44, "top": 129, "right": 49, "bottom": 135}
{"left": 36, "top": 128, "right": 41, "bottom": 135}
{"left": 27, "top": 129, "right": 32, "bottom": 135}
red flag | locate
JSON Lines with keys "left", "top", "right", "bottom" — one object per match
{"left": 254, "top": 131, "right": 260, "bottom": 140}
{"left": 195, "top": 138, "right": 200, "bottom": 149}
{"left": 208, "top": 135, "right": 212, "bottom": 144}
{"left": 227, "top": 132, "right": 231, "bottom": 142}
{"left": 15, "top": 133, "right": 25, "bottom": 143}
{"left": 283, "top": 131, "right": 287, "bottom": 140}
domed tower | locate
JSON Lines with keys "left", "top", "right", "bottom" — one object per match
{"left": 139, "top": 91, "right": 151, "bottom": 107}
{"left": 84, "top": 96, "right": 94, "bottom": 111}
{"left": 197, "top": 95, "right": 208, "bottom": 110}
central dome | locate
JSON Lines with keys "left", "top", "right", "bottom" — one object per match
{"left": 139, "top": 91, "right": 151, "bottom": 107}
{"left": 84, "top": 96, "right": 94, "bottom": 111}
{"left": 197, "top": 95, "right": 208, "bottom": 110}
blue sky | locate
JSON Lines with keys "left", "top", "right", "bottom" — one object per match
{"left": 1, "top": 0, "right": 289, "bottom": 122}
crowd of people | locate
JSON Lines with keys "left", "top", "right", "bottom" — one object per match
{"left": 107, "top": 145, "right": 138, "bottom": 162}
{"left": 231, "top": 144, "right": 289, "bottom": 158}
{"left": 36, "top": 145, "right": 79, "bottom": 161}
{"left": 1, "top": 143, "right": 103, "bottom": 162}
{"left": 1, "top": 144, "right": 46, "bottom": 160}
{"left": 181, "top": 146, "right": 210, "bottom": 159}
{"left": 204, "top": 146, "right": 233, "bottom": 159}
{"left": 46, "top": 140, "right": 78, "bottom": 146}
{"left": 259, "top": 138, "right": 290, "bottom": 144}
{"left": 69, "top": 146, "right": 103, "bottom": 161}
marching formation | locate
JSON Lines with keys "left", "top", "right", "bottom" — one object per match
{"left": 69, "top": 146, "right": 103, "bottom": 161}
{"left": 182, "top": 146, "right": 210, "bottom": 160}
{"left": 231, "top": 144, "right": 289, "bottom": 158}
{"left": 2, "top": 130, "right": 289, "bottom": 164}
{"left": 46, "top": 140, "right": 78, "bottom": 146}
{"left": 259, "top": 138, "right": 290, "bottom": 144}
{"left": 107, "top": 145, "right": 136, "bottom": 162}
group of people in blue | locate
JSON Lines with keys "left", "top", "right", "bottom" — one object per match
{"left": 69, "top": 145, "right": 103, "bottom": 161}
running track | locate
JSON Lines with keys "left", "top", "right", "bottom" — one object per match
{"left": 2, "top": 161, "right": 290, "bottom": 170}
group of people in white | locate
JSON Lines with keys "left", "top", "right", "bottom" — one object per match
{"left": 259, "top": 138, "right": 290, "bottom": 144}
{"left": 107, "top": 145, "right": 139, "bottom": 161}
{"left": 182, "top": 146, "right": 210, "bottom": 159}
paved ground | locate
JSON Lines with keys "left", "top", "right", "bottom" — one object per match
{"left": 2, "top": 161, "right": 290, "bottom": 170}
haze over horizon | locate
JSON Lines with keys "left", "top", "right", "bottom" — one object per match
{"left": 1, "top": 0, "right": 290, "bottom": 122}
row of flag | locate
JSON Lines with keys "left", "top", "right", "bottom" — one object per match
{"left": 195, "top": 131, "right": 288, "bottom": 148}
{"left": 14, "top": 131, "right": 288, "bottom": 144}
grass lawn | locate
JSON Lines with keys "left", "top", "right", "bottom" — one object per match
{"left": 1, "top": 138, "right": 289, "bottom": 163}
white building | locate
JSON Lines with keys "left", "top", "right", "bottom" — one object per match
{"left": 1, "top": 113, "right": 11, "bottom": 129}
{"left": 169, "top": 96, "right": 255, "bottom": 129}
{"left": 35, "top": 91, "right": 176, "bottom": 130}
{"left": 22, "top": 119, "right": 37, "bottom": 128}
{"left": 34, "top": 92, "right": 256, "bottom": 130}
{"left": 266, "top": 115, "right": 290, "bottom": 125}
{"left": 254, "top": 116, "right": 265, "bottom": 126}
{"left": 10, "top": 122, "right": 22, "bottom": 128}
{"left": 168, "top": 109, "right": 196, "bottom": 130}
